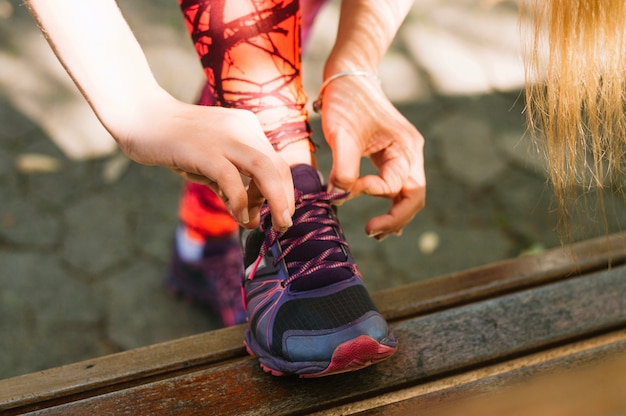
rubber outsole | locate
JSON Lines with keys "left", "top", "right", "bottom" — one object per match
{"left": 245, "top": 334, "right": 397, "bottom": 378}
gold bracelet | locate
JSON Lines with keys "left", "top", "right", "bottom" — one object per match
{"left": 312, "top": 70, "right": 380, "bottom": 113}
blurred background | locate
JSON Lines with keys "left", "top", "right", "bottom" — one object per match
{"left": 1, "top": 0, "right": 624, "bottom": 379}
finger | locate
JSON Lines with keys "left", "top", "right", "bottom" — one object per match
{"left": 244, "top": 154, "right": 294, "bottom": 232}
{"left": 244, "top": 179, "right": 265, "bottom": 230}
{"left": 351, "top": 172, "right": 403, "bottom": 199}
{"left": 365, "top": 182, "right": 426, "bottom": 240}
{"left": 351, "top": 146, "right": 409, "bottom": 196}
{"left": 169, "top": 169, "right": 228, "bottom": 202}
{"left": 327, "top": 134, "right": 362, "bottom": 196}
{"left": 170, "top": 168, "right": 249, "bottom": 226}
{"left": 210, "top": 163, "right": 251, "bottom": 226}
{"left": 218, "top": 112, "right": 295, "bottom": 230}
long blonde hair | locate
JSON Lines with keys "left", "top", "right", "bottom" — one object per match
{"left": 522, "top": 0, "right": 626, "bottom": 232}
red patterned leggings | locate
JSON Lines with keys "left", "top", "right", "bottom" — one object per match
{"left": 177, "top": 0, "right": 327, "bottom": 236}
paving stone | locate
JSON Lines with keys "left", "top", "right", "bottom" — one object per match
{"left": 102, "top": 261, "right": 218, "bottom": 351}
{"left": 1, "top": 34, "right": 118, "bottom": 160}
{"left": 432, "top": 111, "right": 508, "bottom": 188}
{"left": 113, "top": 164, "right": 180, "bottom": 262}
{"left": 492, "top": 167, "right": 560, "bottom": 250}
{"left": 382, "top": 216, "right": 515, "bottom": 281}
{"left": 403, "top": 2, "right": 524, "bottom": 95}
{"left": 0, "top": 252, "right": 104, "bottom": 324}
{"left": 358, "top": 252, "right": 406, "bottom": 293}
{"left": 31, "top": 324, "right": 116, "bottom": 372}
{"left": 25, "top": 164, "right": 99, "bottom": 209}
{"left": 0, "top": 144, "right": 10, "bottom": 170}
{"left": 0, "top": 322, "right": 112, "bottom": 379}
{"left": 379, "top": 51, "right": 431, "bottom": 103}
{"left": 563, "top": 190, "right": 626, "bottom": 243}
{"left": 0, "top": 96, "right": 38, "bottom": 147}
{"left": 338, "top": 200, "right": 403, "bottom": 291}
{"left": 480, "top": 93, "right": 549, "bottom": 177}
{"left": 62, "top": 194, "right": 131, "bottom": 275}
{"left": 0, "top": 289, "right": 34, "bottom": 379}
{"left": 108, "top": 162, "right": 182, "bottom": 213}
{"left": 0, "top": 251, "right": 111, "bottom": 378}
{"left": 16, "top": 139, "right": 105, "bottom": 209}
{"left": 0, "top": 197, "right": 60, "bottom": 247}
{"left": 0, "top": 145, "right": 15, "bottom": 179}
{"left": 496, "top": 130, "right": 548, "bottom": 176}
{"left": 403, "top": 21, "right": 492, "bottom": 95}
{"left": 19, "top": 132, "right": 68, "bottom": 159}
{"left": 418, "top": 164, "right": 501, "bottom": 227}
{"left": 132, "top": 209, "right": 178, "bottom": 262}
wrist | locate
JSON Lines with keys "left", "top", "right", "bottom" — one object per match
{"left": 324, "top": 49, "right": 379, "bottom": 80}
{"left": 313, "top": 70, "right": 380, "bottom": 113}
{"left": 101, "top": 85, "right": 174, "bottom": 148}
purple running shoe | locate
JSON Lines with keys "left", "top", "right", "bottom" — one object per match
{"left": 242, "top": 164, "right": 398, "bottom": 377}
{"left": 166, "top": 230, "right": 246, "bottom": 327}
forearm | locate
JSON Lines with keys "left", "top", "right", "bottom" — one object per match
{"left": 24, "top": 0, "right": 169, "bottom": 140}
{"left": 325, "top": 0, "right": 414, "bottom": 76}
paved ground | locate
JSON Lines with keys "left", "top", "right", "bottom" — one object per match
{"left": 1, "top": 0, "right": 625, "bottom": 379}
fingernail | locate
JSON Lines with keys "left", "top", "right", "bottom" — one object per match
{"left": 225, "top": 203, "right": 234, "bottom": 218}
{"left": 368, "top": 230, "right": 383, "bottom": 238}
{"left": 272, "top": 210, "right": 294, "bottom": 232}
{"left": 282, "top": 209, "right": 293, "bottom": 228}
{"left": 248, "top": 206, "right": 260, "bottom": 223}
{"left": 329, "top": 186, "right": 346, "bottom": 195}
{"left": 328, "top": 187, "right": 348, "bottom": 206}
{"left": 375, "top": 234, "right": 388, "bottom": 242}
{"left": 240, "top": 208, "right": 250, "bottom": 225}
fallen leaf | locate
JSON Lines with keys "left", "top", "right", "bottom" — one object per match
{"left": 419, "top": 231, "right": 440, "bottom": 255}
{"left": 15, "top": 153, "right": 63, "bottom": 174}
{"left": 102, "top": 153, "right": 131, "bottom": 184}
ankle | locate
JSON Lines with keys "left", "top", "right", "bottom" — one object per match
{"left": 276, "top": 140, "right": 316, "bottom": 167}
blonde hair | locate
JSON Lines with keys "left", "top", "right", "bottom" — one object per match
{"left": 522, "top": 0, "right": 626, "bottom": 232}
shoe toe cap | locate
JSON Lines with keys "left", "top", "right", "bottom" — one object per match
{"left": 283, "top": 311, "right": 393, "bottom": 362}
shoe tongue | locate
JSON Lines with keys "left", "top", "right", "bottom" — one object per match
{"left": 285, "top": 164, "right": 353, "bottom": 291}
{"left": 291, "top": 164, "right": 322, "bottom": 195}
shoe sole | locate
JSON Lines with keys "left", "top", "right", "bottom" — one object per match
{"left": 245, "top": 333, "right": 397, "bottom": 378}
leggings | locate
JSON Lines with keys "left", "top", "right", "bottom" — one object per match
{"left": 177, "top": 0, "right": 328, "bottom": 236}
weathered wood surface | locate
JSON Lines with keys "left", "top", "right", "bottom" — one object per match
{"left": 376, "top": 230, "right": 626, "bottom": 320}
{"left": 1, "top": 232, "right": 626, "bottom": 415}
{"left": 339, "top": 330, "right": 626, "bottom": 416}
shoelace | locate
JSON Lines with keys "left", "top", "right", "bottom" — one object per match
{"left": 258, "top": 191, "right": 357, "bottom": 287}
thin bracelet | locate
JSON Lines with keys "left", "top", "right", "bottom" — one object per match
{"left": 312, "top": 70, "right": 380, "bottom": 113}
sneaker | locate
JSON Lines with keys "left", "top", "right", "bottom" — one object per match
{"left": 166, "top": 230, "right": 246, "bottom": 327}
{"left": 242, "top": 164, "right": 397, "bottom": 377}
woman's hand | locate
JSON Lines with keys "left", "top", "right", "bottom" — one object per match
{"left": 320, "top": 75, "right": 426, "bottom": 240}
{"left": 117, "top": 93, "right": 295, "bottom": 232}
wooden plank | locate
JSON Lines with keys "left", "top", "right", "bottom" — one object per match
{"left": 14, "top": 265, "right": 626, "bottom": 416}
{"left": 2, "top": 232, "right": 625, "bottom": 413}
{"left": 0, "top": 325, "right": 246, "bottom": 413}
{"left": 440, "top": 348, "right": 626, "bottom": 416}
{"left": 314, "top": 329, "right": 626, "bottom": 415}
{"left": 375, "top": 231, "right": 626, "bottom": 321}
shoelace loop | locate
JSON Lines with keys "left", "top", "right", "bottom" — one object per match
{"left": 259, "top": 191, "right": 355, "bottom": 286}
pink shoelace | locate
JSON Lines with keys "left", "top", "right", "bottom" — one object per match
{"left": 257, "top": 191, "right": 357, "bottom": 286}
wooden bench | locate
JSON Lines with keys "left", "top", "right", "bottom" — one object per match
{"left": 2, "top": 232, "right": 626, "bottom": 415}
